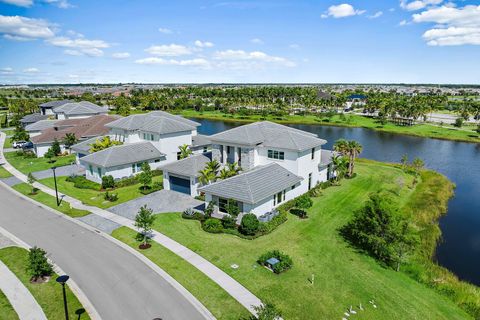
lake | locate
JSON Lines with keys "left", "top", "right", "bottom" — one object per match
{"left": 192, "top": 117, "right": 480, "bottom": 286}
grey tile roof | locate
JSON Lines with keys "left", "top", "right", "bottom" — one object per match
{"left": 39, "top": 99, "right": 74, "bottom": 108}
{"left": 80, "top": 142, "right": 165, "bottom": 168}
{"left": 208, "top": 121, "right": 327, "bottom": 151}
{"left": 192, "top": 134, "right": 211, "bottom": 148}
{"left": 70, "top": 136, "right": 106, "bottom": 154}
{"left": 198, "top": 163, "right": 303, "bottom": 204}
{"left": 20, "top": 114, "right": 49, "bottom": 124}
{"left": 159, "top": 153, "right": 211, "bottom": 178}
{"left": 106, "top": 111, "right": 200, "bottom": 135}
{"left": 53, "top": 101, "right": 109, "bottom": 115}
{"left": 25, "top": 119, "right": 58, "bottom": 132}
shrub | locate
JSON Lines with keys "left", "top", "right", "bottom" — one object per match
{"left": 152, "top": 181, "right": 163, "bottom": 190}
{"left": 295, "top": 194, "right": 313, "bottom": 210}
{"left": 202, "top": 218, "right": 223, "bottom": 233}
{"left": 250, "top": 302, "right": 283, "bottom": 320}
{"left": 182, "top": 208, "right": 205, "bottom": 221}
{"left": 115, "top": 175, "right": 138, "bottom": 187}
{"left": 239, "top": 213, "right": 259, "bottom": 235}
{"left": 320, "top": 180, "right": 332, "bottom": 189}
{"left": 226, "top": 199, "right": 240, "bottom": 216}
{"left": 221, "top": 215, "right": 237, "bottom": 229}
{"left": 194, "top": 194, "right": 205, "bottom": 201}
{"left": 101, "top": 175, "right": 115, "bottom": 189}
{"left": 27, "top": 246, "right": 53, "bottom": 281}
{"left": 290, "top": 208, "right": 308, "bottom": 219}
{"left": 66, "top": 175, "right": 101, "bottom": 190}
{"left": 454, "top": 117, "right": 463, "bottom": 128}
{"left": 476, "top": 124, "right": 480, "bottom": 134}
{"left": 257, "top": 250, "right": 293, "bottom": 274}
{"left": 152, "top": 169, "right": 163, "bottom": 177}
{"left": 204, "top": 201, "right": 215, "bottom": 218}
{"left": 104, "top": 191, "right": 118, "bottom": 202}
{"left": 307, "top": 185, "right": 322, "bottom": 197}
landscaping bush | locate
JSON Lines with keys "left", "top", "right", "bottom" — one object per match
{"left": 295, "top": 194, "right": 313, "bottom": 210}
{"left": 257, "top": 250, "right": 293, "bottom": 274}
{"left": 66, "top": 175, "right": 101, "bottom": 190}
{"left": 307, "top": 185, "right": 322, "bottom": 197}
{"left": 152, "top": 181, "right": 163, "bottom": 190}
{"left": 194, "top": 194, "right": 205, "bottom": 201}
{"left": 290, "top": 208, "right": 308, "bottom": 219}
{"left": 320, "top": 180, "right": 333, "bottom": 189}
{"left": 239, "top": 213, "right": 259, "bottom": 235}
{"left": 182, "top": 208, "right": 205, "bottom": 221}
{"left": 226, "top": 199, "right": 240, "bottom": 217}
{"left": 221, "top": 215, "right": 237, "bottom": 229}
{"left": 152, "top": 169, "right": 163, "bottom": 177}
{"left": 454, "top": 117, "right": 463, "bottom": 128}
{"left": 104, "top": 191, "right": 118, "bottom": 202}
{"left": 101, "top": 175, "right": 115, "bottom": 189}
{"left": 115, "top": 175, "right": 138, "bottom": 187}
{"left": 27, "top": 246, "right": 53, "bottom": 281}
{"left": 202, "top": 218, "right": 223, "bottom": 233}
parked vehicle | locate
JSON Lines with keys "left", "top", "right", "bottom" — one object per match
{"left": 12, "top": 140, "right": 27, "bottom": 149}
{"left": 21, "top": 141, "right": 33, "bottom": 150}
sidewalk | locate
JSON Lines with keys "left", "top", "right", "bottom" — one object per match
{"left": 0, "top": 260, "right": 47, "bottom": 320}
{"left": 0, "top": 132, "right": 262, "bottom": 315}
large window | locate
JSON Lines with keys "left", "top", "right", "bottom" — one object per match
{"left": 311, "top": 148, "right": 315, "bottom": 160}
{"left": 142, "top": 133, "right": 154, "bottom": 141}
{"left": 97, "top": 167, "right": 102, "bottom": 177}
{"left": 308, "top": 173, "right": 312, "bottom": 190}
{"left": 268, "top": 149, "right": 284, "bottom": 160}
{"left": 218, "top": 198, "right": 229, "bottom": 213}
{"left": 273, "top": 190, "right": 286, "bottom": 206}
{"left": 89, "top": 165, "right": 93, "bottom": 175}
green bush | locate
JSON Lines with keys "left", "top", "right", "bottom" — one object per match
{"left": 239, "top": 213, "right": 259, "bottom": 235}
{"left": 66, "top": 175, "right": 101, "bottom": 190}
{"left": 202, "top": 218, "right": 223, "bottom": 233}
{"left": 295, "top": 194, "right": 313, "bottom": 209}
{"left": 104, "top": 191, "right": 118, "bottom": 202}
{"left": 221, "top": 215, "right": 237, "bottom": 229}
{"left": 115, "top": 175, "right": 138, "bottom": 187}
{"left": 182, "top": 208, "right": 205, "bottom": 221}
{"left": 290, "top": 208, "right": 308, "bottom": 219}
{"left": 257, "top": 250, "right": 293, "bottom": 274}
{"left": 101, "top": 175, "right": 115, "bottom": 189}
{"left": 320, "top": 180, "right": 332, "bottom": 189}
{"left": 454, "top": 117, "right": 463, "bottom": 128}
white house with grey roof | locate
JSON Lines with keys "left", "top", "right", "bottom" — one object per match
{"left": 53, "top": 101, "right": 109, "bottom": 120}
{"left": 25, "top": 120, "right": 58, "bottom": 137}
{"left": 79, "top": 142, "right": 166, "bottom": 183}
{"left": 40, "top": 99, "right": 73, "bottom": 115}
{"left": 196, "top": 121, "right": 333, "bottom": 218}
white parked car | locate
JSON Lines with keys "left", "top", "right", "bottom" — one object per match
{"left": 12, "top": 140, "right": 27, "bottom": 149}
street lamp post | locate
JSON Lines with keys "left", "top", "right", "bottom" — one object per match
{"left": 51, "top": 166, "right": 60, "bottom": 206}
{"left": 56, "top": 275, "right": 70, "bottom": 320}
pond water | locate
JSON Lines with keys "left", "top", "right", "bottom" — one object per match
{"left": 192, "top": 117, "right": 480, "bottom": 286}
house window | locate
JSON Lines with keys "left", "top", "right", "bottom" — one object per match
{"left": 154, "top": 159, "right": 160, "bottom": 163}
{"left": 308, "top": 173, "right": 312, "bottom": 190}
{"left": 267, "top": 150, "right": 284, "bottom": 160}
{"left": 97, "top": 168, "right": 102, "bottom": 177}
{"left": 136, "top": 163, "right": 142, "bottom": 171}
{"left": 132, "top": 163, "right": 136, "bottom": 173}
{"left": 203, "top": 146, "right": 208, "bottom": 153}
{"left": 218, "top": 198, "right": 228, "bottom": 213}
{"left": 274, "top": 190, "right": 285, "bottom": 206}
{"left": 89, "top": 165, "right": 93, "bottom": 175}
{"left": 177, "top": 152, "right": 182, "bottom": 160}
{"left": 291, "top": 184, "right": 296, "bottom": 190}
{"left": 150, "top": 134, "right": 154, "bottom": 141}
{"left": 311, "top": 148, "right": 315, "bottom": 160}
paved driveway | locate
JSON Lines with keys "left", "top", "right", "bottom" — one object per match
{"left": 108, "top": 189, "right": 203, "bottom": 219}
{"left": 32, "top": 164, "right": 84, "bottom": 179}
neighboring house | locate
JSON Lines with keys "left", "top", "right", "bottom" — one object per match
{"left": 70, "top": 135, "right": 107, "bottom": 164}
{"left": 25, "top": 120, "right": 59, "bottom": 137}
{"left": 346, "top": 94, "right": 367, "bottom": 109}
{"left": 31, "top": 115, "right": 120, "bottom": 157}
{"left": 19, "top": 114, "right": 49, "bottom": 127}
{"left": 106, "top": 111, "right": 200, "bottom": 163}
{"left": 79, "top": 142, "right": 166, "bottom": 183}
{"left": 39, "top": 99, "right": 73, "bottom": 116}
{"left": 196, "top": 121, "right": 333, "bottom": 217}
{"left": 160, "top": 153, "right": 211, "bottom": 197}
{"left": 53, "top": 101, "right": 109, "bottom": 120}
{"left": 191, "top": 134, "right": 211, "bottom": 154}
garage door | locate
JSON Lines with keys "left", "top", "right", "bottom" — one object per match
{"left": 169, "top": 175, "right": 191, "bottom": 195}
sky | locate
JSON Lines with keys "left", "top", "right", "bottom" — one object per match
{"left": 0, "top": 0, "right": 479, "bottom": 84}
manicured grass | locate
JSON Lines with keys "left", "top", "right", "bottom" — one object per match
{"left": 4, "top": 152, "right": 75, "bottom": 174}
{"left": 39, "top": 175, "right": 163, "bottom": 209}
{"left": 112, "top": 227, "right": 249, "bottom": 320}
{"left": 3, "top": 138, "right": 12, "bottom": 148}
{"left": 0, "top": 165, "right": 12, "bottom": 178}
{"left": 0, "top": 247, "right": 90, "bottom": 320}
{"left": 178, "top": 110, "right": 480, "bottom": 143}
{"left": 0, "top": 289, "right": 18, "bottom": 320}
{"left": 148, "top": 162, "right": 471, "bottom": 319}
{"left": 13, "top": 183, "right": 90, "bottom": 218}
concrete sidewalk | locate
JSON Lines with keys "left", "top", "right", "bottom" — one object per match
{"left": 0, "top": 260, "right": 47, "bottom": 320}
{"left": 0, "top": 132, "right": 262, "bottom": 316}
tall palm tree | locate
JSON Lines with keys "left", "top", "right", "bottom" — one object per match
{"left": 331, "top": 155, "right": 348, "bottom": 182}
{"left": 206, "top": 159, "right": 220, "bottom": 176}
{"left": 218, "top": 167, "right": 230, "bottom": 180}
{"left": 227, "top": 162, "right": 241, "bottom": 176}
{"left": 334, "top": 139, "right": 363, "bottom": 177}
{"left": 178, "top": 144, "right": 193, "bottom": 159}
{"left": 198, "top": 168, "right": 216, "bottom": 185}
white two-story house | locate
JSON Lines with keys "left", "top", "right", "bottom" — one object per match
{"left": 78, "top": 111, "right": 201, "bottom": 183}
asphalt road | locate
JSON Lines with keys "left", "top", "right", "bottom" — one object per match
{"left": 0, "top": 183, "right": 207, "bottom": 320}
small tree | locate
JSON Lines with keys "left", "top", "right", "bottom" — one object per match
{"left": 134, "top": 205, "right": 156, "bottom": 248}
{"left": 27, "top": 172, "right": 36, "bottom": 194}
{"left": 295, "top": 194, "right": 313, "bottom": 210}
{"left": 400, "top": 154, "right": 408, "bottom": 170}
{"left": 63, "top": 133, "right": 77, "bottom": 152}
{"left": 454, "top": 117, "right": 463, "bottom": 128}
{"left": 411, "top": 157, "right": 424, "bottom": 176}
{"left": 178, "top": 144, "right": 193, "bottom": 159}
{"left": 138, "top": 162, "right": 153, "bottom": 190}
{"left": 44, "top": 148, "right": 55, "bottom": 163}
{"left": 101, "top": 175, "right": 115, "bottom": 189}
{"left": 51, "top": 139, "right": 61, "bottom": 156}
{"left": 240, "top": 213, "right": 259, "bottom": 235}
{"left": 204, "top": 201, "right": 215, "bottom": 218}
{"left": 27, "top": 246, "right": 53, "bottom": 281}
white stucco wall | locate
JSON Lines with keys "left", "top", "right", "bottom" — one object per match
{"left": 151, "top": 130, "right": 193, "bottom": 164}
{"left": 34, "top": 143, "right": 67, "bottom": 157}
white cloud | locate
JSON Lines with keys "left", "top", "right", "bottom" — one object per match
{"left": 400, "top": 0, "right": 443, "bottom": 11}
{"left": 213, "top": 49, "right": 296, "bottom": 68}
{"left": 250, "top": 38, "right": 264, "bottom": 44}
{"left": 145, "top": 44, "right": 192, "bottom": 56}
{"left": 43, "top": 0, "right": 73, "bottom": 9}
{"left": 135, "top": 57, "right": 210, "bottom": 67}
{"left": 158, "top": 27, "right": 173, "bottom": 34}
{"left": 112, "top": 52, "right": 130, "bottom": 59}
{"left": 399, "top": 19, "right": 409, "bottom": 26}
{"left": 0, "top": 67, "right": 14, "bottom": 75}
{"left": 23, "top": 67, "right": 39, "bottom": 73}
{"left": 0, "top": 15, "right": 55, "bottom": 40}
{"left": 194, "top": 40, "right": 214, "bottom": 48}
{"left": 368, "top": 11, "right": 383, "bottom": 19}
{"left": 289, "top": 43, "right": 300, "bottom": 49}
{"left": 413, "top": 5, "right": 480, "bottom": 45}
{"left": 0, "top": 0, "right": 32, "bottom": 7}
{"left": 322, "top": 3, "right": 366, "bottom": 18}
{"left": 47, "top": 36, "right": 110, "bottom": 56}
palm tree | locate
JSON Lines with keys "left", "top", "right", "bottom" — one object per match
{"left": 331, "top": 155, "right": 348, "bottom": 182}
{"left": 227, "top": 162, "right": 241, "bottom": 176}
{"left": 198, "top": 168, "right": 216, "bottom": 185}
{"left": 218, "top": 167, "right": 230, "bottom": 180}
{"left": 334, "top": 139, "right": 363, "bottom": 177}
{"left": 206, "top": 159, "right": 220, "bottom": 176}
{"left": 178, "top": 144, "right": 193, "bottom": 159}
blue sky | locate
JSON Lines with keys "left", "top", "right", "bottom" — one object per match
{"left": 0, "top": 0, "right": 479, "bottom": 84}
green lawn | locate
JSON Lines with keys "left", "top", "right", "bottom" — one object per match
{"left": 0, "top": 247, "right": 90, "bottom": 320}
{"left": 0, "top": 165, "right": 12, "bottom": 178}
{"left": 3, "top": 137, "right": 12, "bottom": 148}
{"left": 0, "top": 289, "right": 18, "bottom": 320}
{"left": 4, "top": 152, "right": 76, "bottom": 174}
{"left": 39, "top": 175, "right": 163, "bottom": 209}
{"left": 178, "top": 110, "right": 480, "bottom": 143}
{"left": 13, "top": 183, "right": 90, "bottom": 218}
{"left": 112, "top": 227, "right": 249, "bottom": 320}
{"left": 146, "top": 162, "right": 471, "bottom": 319}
